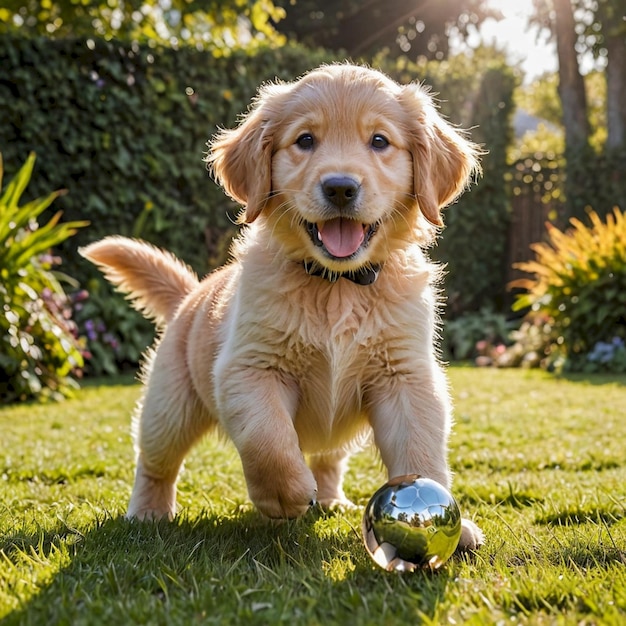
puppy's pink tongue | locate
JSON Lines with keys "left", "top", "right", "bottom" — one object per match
{"left": 318, "top": 218, "right": 365, "bottom": 258}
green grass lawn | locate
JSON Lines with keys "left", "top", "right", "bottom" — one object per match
{"left": 1, "top": 367, "right": 625, "bottom": 625}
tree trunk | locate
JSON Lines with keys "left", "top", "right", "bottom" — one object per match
{"left": 273, "top": 0, "right": 455, "bottom": 60}
{"left": 553, "top": 0, "right": 591, "bottom": 220}
{"left": 606, "top": 31, "right": 626, "bottom": 150}
{"left": 554, "top": 0, "right": 590, "bottom": 153}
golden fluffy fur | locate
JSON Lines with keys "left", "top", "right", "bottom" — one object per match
{"left": 80, "top": 64, "right": 484, "bottom": 550}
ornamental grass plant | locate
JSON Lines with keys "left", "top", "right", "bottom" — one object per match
{"left": 512, "top": 207, "right": 626, "bottom": 373}
{"left": 0, "top": 153, "right": 87, "bottom": 402}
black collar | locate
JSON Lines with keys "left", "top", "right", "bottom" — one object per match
{"left": 302, "top": 260, "right": 382, "bottom": 285}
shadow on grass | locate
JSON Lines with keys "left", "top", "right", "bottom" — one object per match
{"left": 1, "top": 509, "right": 454, "bottom": 625}
{"left": 80, "top": 372, "right": 139, "bottom": 389}
{"left": 558, "top": 372, "right": 626, "bottom": 387}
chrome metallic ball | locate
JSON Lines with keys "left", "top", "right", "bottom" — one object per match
{"left": 362, "top": 474, "right": 462, "bottom": 571}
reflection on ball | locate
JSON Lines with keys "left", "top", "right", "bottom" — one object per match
{"left": 362, "top": 474, "right": 462, "bottom": 572}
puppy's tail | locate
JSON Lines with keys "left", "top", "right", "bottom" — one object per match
{"left": 79, "top": 236, "right": 199, "bottom": 326}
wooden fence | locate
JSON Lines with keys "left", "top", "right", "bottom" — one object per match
{"left": 506, "top": 160, "right": 563, "bottom": 286}
{"left": 506, "top": 192, "right": 553, "bottom": 285}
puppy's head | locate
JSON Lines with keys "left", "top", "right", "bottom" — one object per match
{"left": 208, "top": 64, "right": 480, "bottom": 274}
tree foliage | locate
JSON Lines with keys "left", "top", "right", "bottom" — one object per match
{"left": 513, "top": 70, "right": 607, "bottom": 156}
{"left": 530, "top": 0, "right": 625, "bottom": 150}
{"left": 0, "top": 0, "right": 286, "bottom": 51}
{"left": 531, "top": 0, "right": 625, "bottom": 59}
{"left": 528, "top": 0, "right": 625, "bottom": 220}
{"left": 0, "top": 0, "right": 501, "bottom": 61}
{"left": 272, "top": 0, "right": 497, "bottom": 60}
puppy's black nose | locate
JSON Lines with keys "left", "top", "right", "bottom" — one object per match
{"left": 321, "top": 175, "right": 360, "bottom": 209}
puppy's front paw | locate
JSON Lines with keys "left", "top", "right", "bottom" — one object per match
{"left": 457, "top": 518, "right": 485, "bottom": 551}
{"left": 248, "top": 466, "right": 318, "bottom": 519}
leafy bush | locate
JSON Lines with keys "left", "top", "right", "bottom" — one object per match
{"left": 442, "top": 308, "right": 514, "bottom": 362}
{"left": 0, "top": 36, "right": 333, "bottom": 278}
{"left": 489, "top": 316, "right": 560, "bottom": 370}
{"left": 382, "top": 51, "right": 517, "bottom": 315}
{"left": 0, "top": 36, "right": 337, "bottom": 374}
{"left": 429, "top": 60, "right": 517, "bottom": 316}
{"left": 585, "top": 337, "right": 626, "bottom": 373}
{"left": 512, "top": 207, "right": 626, "bottom": 372}
{"left": 0, "top": 153, "right": 88, "bottom": 402}
{"left": 73, "top": 278, "right": 153, "bottom": 377}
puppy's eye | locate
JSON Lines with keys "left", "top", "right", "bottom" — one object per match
{"left": 371, "top": 134, "right": 390, "bottom": 150}
{"left": 296, "top": 133, "right": 314, "bottom": 150}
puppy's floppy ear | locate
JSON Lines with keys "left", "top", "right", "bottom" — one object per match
{"left": 207, "top": 83, "right": 290, "bottom": 223}
{"left": 400, "top": 84, "right": 481, "bottom": 227}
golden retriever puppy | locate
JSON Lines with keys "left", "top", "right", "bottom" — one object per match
{"left": 81, "top": 63, "right": 484, "bottom": 550}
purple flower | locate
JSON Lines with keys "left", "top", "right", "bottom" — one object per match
{"left": 84, "top": 319, "right": 97, "bottom": 341}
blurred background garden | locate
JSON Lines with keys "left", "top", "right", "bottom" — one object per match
{"left": 1, "top": 0, "right": 625, "bottom": 403}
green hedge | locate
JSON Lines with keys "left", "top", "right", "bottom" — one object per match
{"left": 0, "top": 36, "right": 333, "bottom": 277}
{"left": 0, "top": 36, "right": 515, "bottom": 370}
{"left": 402, "top": 58, "right": 517, "bottom": 315}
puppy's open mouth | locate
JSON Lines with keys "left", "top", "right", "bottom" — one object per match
{"left": 305, "top": 218, "right": 379, "bottom": 259}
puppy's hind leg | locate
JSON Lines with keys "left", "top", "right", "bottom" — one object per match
{"left": 127, "top": 345, "right": 213, "bottom": 521}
